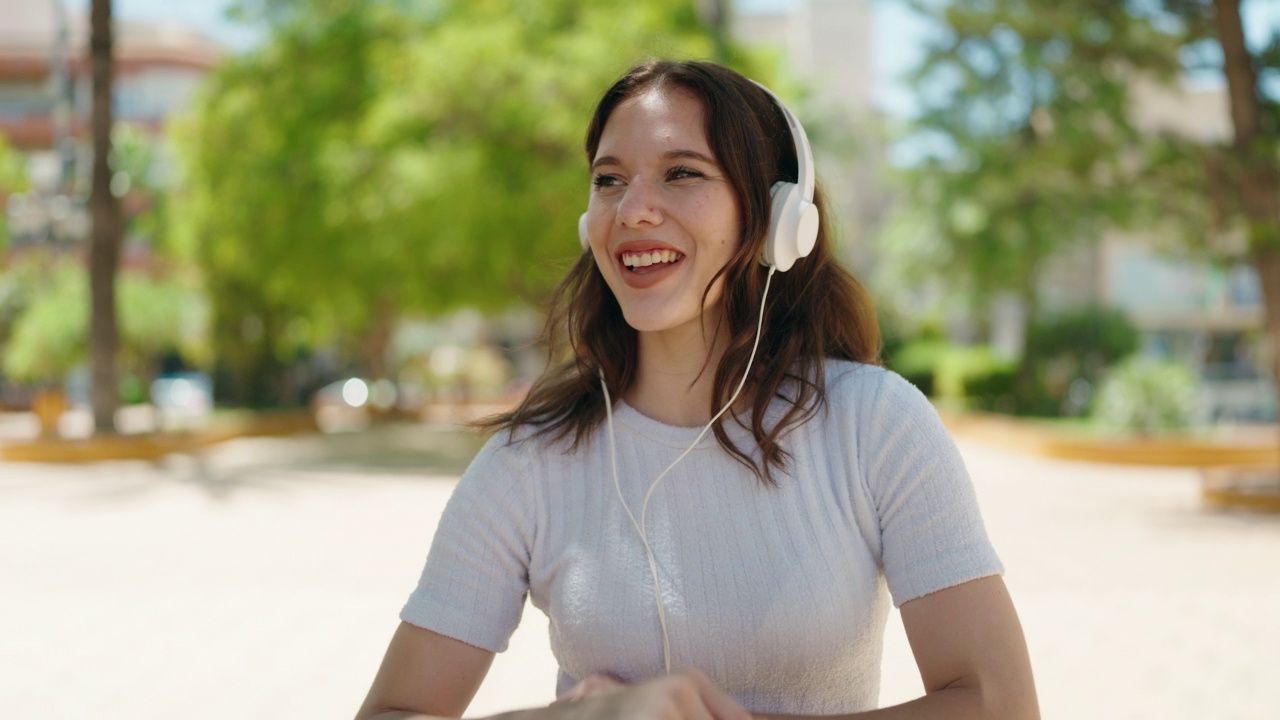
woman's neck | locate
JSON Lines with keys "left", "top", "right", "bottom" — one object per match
{"left": 623, "top": 319, "right": 731, "bottom": 428}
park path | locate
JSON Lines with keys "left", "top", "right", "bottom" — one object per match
{"left": 1, "top": 423, "right": 1278, "bottom": 719}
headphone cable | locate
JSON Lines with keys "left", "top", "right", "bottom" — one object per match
{"left": 600, "top": 264, "right": 777, "bottom": 675}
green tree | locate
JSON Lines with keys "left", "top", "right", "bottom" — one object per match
{"left": 883, "top": 0, "right": 1278, "bottom": 412}
{"left": 881, "top": 1, "right": 1181, "bottom": 392}
{"left": 0, "top": 134, "right": 29, "bottom": 253}
{"left": 180, "top": 0, "right": 764, "bottom": 406}
{"left": 1197, "top": 0, "right": 1280, "bottom": 425}
{"left": 2, "top": 257, "right": 200, "bottom": 390}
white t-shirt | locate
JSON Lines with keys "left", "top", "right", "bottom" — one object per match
{"left": 402, "top": 361, "right": 1003, "bottom": 715}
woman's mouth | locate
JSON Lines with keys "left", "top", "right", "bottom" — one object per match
{"left": 620, "top": 249, "right": 685, "bottom": 273}
{"left": 615, "top": 248, "right": 685, "bottom": 289}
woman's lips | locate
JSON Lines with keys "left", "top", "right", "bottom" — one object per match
{"left": 617, "top": 254, "right": 684, "bottom": 289}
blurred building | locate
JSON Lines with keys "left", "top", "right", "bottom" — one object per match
{"left": 1036, "top": 77, "right": 1269, "bottom": 422}
{"left": 0, "top": 0, "right": 222, "bottom": 247}
{"left": 732, "top": 0, "right": 886, "bottom": 269}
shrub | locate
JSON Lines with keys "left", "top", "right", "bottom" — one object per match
{"left": 1025, "top": 305, "right": 1140, "bottom": 366}
{"left": 963, "top": 364, "right": 1018, "bottom": 412}
{"left": 888, "top": 338, "right": 1015, "bottom": 406}
{"left": 1091, "top": 357, "right": 1199, "bottom": 433}
{"left": 886, "top": 338, "right": 948, "bottom": 396}
{"left": 1022, "top": 305, "right": 1141, "bottom": 416}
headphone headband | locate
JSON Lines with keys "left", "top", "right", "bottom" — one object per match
{"left": 748, "top": 80, "right": 815, "bottom": 203}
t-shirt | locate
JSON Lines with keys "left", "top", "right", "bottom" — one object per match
{"left": 401, "top": 360, "right": 1003, "bottom": 716}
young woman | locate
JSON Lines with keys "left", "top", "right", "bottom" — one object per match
{"left": 356, "top": 60, "right": 1038, "bottom": 720}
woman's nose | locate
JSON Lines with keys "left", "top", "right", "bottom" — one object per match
{"left": 615, "top": 178, "right": 662, "bottom": 228}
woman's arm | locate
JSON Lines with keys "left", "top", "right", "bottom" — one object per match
{"left": 356, "top": 623, "right": 753, "bottom": 720}
{"left": 755, "top": 576, "right": 1039, "bottom": 720}
{"left": 564, "top": 575, "right": 1038, "bottom": 720}
{"left": 356, "top": 622, "right": 497, "bottom": 719}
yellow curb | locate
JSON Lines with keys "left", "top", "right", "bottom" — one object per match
{"left": 1201, "top": 485, "right": 1280, "bottom": 513}
{"left": 0, "top": 412, "right": 317, "bottom": 464}
{"left": 1201, "top": 468, "right": 1280, "bottom": 514}
{"left": 940, "top": 410, "right": 1280, "bottom": 468}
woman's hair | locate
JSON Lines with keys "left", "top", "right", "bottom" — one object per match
{"left": 479, "top": 59, "right": 880, "bottom": 484}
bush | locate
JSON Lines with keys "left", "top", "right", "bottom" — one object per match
{"left": 887, "top": 338, "right": 1015, "bottom": 406}
{"left": 1021, "top": 306, "right": 1141, "bottom": 416}
{"left": 1025, "top": 305, "right": 1140, "bottom": 365}
{"left": 1091, "top": 357, "right": 1199, "bottom": 433}
{"left": 963, "top": 365, "right": 1018, "bottom": 412}
{"left": 886, "top": 338, "right": 947, "bottom": 396}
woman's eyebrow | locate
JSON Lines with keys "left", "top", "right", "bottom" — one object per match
{"left": 590, "top": 155, "right": 621, "bottom": 171}
{"left": 663, "top": 149, "right": 717, "bottom": 165}
{"left": 590, "top": 149, "right": 718, "bottom": 172}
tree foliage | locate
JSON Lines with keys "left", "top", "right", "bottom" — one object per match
{"left": 880, "top": 0, "right": 1186, "bottom": 323}
{"left": 881, "top": 0, "right": 1280, "bottom": 414}
{"left": 178, "top": 0, "right": 760, "bottom": 405}
{"left": 2, "top": 256, "right": 204, "bottom": 387}
{"left": 0, "top": 134, "right": 30, "bottom": 255}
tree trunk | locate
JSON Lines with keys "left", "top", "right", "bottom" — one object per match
{"left": 89, "top": 0, "right": 122, "bottom": 434}
{"left": 362, "top": 296, "right": 396, "bottom": 381}
{"left": 1213, "top": 0, "right": 1280, "bottom": 427}
{"left": 1014, "top": 267, "right": 1042, "bottom": 414}
{"left": 1253, "top": 249, "right": 1280, "bottom": 411}
{"left": 699, "top": 0, "right": 729, "bottom": 63}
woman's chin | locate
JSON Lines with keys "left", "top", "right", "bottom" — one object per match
{"left": 619, "top": 301, "right": 723, "bottom": 336}
{"left": 620, "top": 306, "right": 688, "bottom": 334}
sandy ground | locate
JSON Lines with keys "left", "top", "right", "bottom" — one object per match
{"left": 2, "top": 422, "right": 1278, "bottom": 719}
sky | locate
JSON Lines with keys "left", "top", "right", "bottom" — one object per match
{"left": 65, "top": 0, "right": 1280, "bottom": 121}
{"left": 63, "top": 0, "right": 934, "bottom": 118}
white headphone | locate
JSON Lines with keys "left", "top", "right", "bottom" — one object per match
{"left": 579, "top": 80, "right": 818, "bottom": 272}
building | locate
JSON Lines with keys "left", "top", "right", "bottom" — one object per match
{"left": 732, "top": 0, "right": 885, "bottom": 268}
{"left": 0, "top": 0, "right": 222, "bottom": 246}
{"left": 0, "top": 0, "right": 222, "bottom": 150}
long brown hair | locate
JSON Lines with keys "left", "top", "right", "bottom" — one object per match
{"left": 479, "top": 59, "right": 880, "bottom": 484}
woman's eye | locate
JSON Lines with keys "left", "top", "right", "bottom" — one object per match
{"left": 592, "top": 174, "right": 620, "bottom": 189}
{"left": 668, "top": 166, "right": 704, "bottom": 181}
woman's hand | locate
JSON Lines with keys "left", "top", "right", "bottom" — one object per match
{"left": 554, "top": 673, "right": 627, "bottom": 704}
{"left": 550, "top": 669, "right": 751, "bottom": 720}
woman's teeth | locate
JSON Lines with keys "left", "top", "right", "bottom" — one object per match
{"left": 621, "top": 249, "right": 684, "bottom": 269}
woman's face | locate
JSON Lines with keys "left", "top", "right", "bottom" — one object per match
{"left": 585, "top": 86, "right": 741, "bottom": 336}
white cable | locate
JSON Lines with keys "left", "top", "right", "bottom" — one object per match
{"left": 601, "top": 265, "right": 777, "bottom": 675}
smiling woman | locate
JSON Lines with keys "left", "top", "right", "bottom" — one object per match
{"left": 356, "top": 59, "right": 1039, "bottom": 720}
{"left": 584, "top": 86, "right": 741, "bottom": 335}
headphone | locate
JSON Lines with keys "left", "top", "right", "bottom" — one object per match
{"left": 579, "top": 80, "right": 818, "bottom": 272}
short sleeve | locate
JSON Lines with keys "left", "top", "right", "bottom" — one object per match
{"left": 400, "top": 432, "right": 537, "bottom": 652}
{"left": 856, "top": 370, "right": 1003, "bottom": 607}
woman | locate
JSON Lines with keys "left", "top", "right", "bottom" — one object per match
{"left": 356, "top": 60, "right": 1038, "bottom": 720}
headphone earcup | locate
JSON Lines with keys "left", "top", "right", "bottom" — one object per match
{"left": 764, "top": 181, "right": 818, "bottom": 272}
{"left": 579, "top": 212, "right": 590, "bottom": 251}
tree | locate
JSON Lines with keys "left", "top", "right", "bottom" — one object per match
{"left": 180, "top": 0, "right": 765, "bottom": 406}
{"left": 0, "top": 134, "right": 29, "bottom": 253}
{"left": 882, "top": 0, "right": 1279, "bottom": 412}
{"left": 88, "top": 0, "right": 124, "bottom": 432}
{"left": 3, "top": 256, "right": 207, "bottom": 393}
{"left": 881, "top": 0, "right": 1183, "bottom": 403}
{"left": 1205, "top": 0, "right": 1280, "bottom": 421}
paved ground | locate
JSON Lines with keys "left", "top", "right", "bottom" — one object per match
{"left": 2, "top": 421, "right": 1278, "bottom": 719}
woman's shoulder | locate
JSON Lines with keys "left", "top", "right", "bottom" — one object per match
{"left": 821, "top": 358, "right": 937, "bottom": 423}
{"left": 466, "top": 420, "right": 589, "bottom": 484}
{"left": 823, "top": 358, "right": 915, "bottom": 397}
{"left": 473, "top": 423, "right": 565, "bottom": 466}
